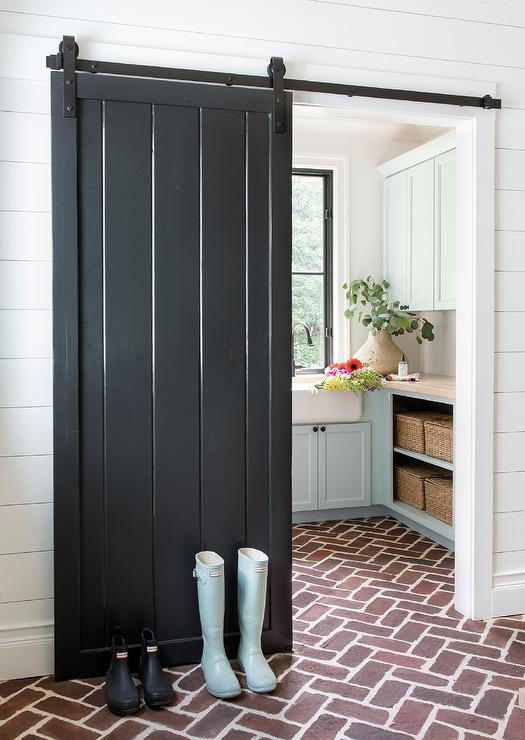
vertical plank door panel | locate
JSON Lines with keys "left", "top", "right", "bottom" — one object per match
{"left": 201, "top": 108, "right": 247, "bottom": 635}
{"left": 153, "top": 105, "right": 201, "bottom": 647}
{"left": 201, "top": 110, "right": 246, "bottom": 632}
{"left": 77, "top": 98, "right": 105, "bottom": 651}
{"left": 103, "top": 101, "right": 154, "bottom": 642}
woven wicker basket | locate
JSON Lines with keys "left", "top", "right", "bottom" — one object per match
{"left": 394, "top": 462, "right": 447, "bottom": 510}
{"left": 394, "top": 410, "right": 446, "bottom": 454}
{"left": 425, "top": 477, "right": 453, "bottom": 524}
{"left": 424, "top": 415, "right": 453, "bottom": 462}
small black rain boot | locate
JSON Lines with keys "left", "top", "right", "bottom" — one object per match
{"left": 138, "top": 628, "right": 174, "bottom": 708}
{"left": 105, "top": 633, "right": 140, "bottom": 716}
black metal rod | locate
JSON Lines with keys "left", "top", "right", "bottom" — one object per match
{"left": 49, "top": 56, "right": 501, "bottom": 110}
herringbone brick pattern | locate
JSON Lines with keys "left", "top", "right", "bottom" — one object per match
{"left": 1, "top": 517, "right": 524, "bottom": 739}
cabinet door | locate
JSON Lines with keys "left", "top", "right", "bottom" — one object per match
{"left": 318, "top": 423, "right": 370, "bottom": 509}
{"left": 407, "top": 159, "right": 434, "bottom": 311}
{"left": 384, "top": 171, "right": 408, "bottom": 306}
{"left": 292, "top": 426, "right": 318, "bottom": 512}
{"left": 434, "top": 149, "right": 456, "bottom": 310}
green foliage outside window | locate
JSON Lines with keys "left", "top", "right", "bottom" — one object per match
{"left": 292, "top": 174, "right": 326, "bottom": 369}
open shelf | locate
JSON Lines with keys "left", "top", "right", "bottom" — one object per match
{"left": 389, "top": 499, "right": 454, "bottom": 541}
{"left": 393, "top": 446, "right": 454, "bottom": 471}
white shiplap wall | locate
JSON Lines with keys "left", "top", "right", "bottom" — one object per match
{"left": 1, "top": 0, "right": 525, "bottom": 677}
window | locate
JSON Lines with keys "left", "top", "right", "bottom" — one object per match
{"left": 292, "top": 169, "right": 333, "bottom": 373}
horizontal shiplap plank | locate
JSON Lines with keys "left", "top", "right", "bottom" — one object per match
{"left": 496, "top": 231, "right": 525, "bottom": 272}
{"left": 494, "top": 472, "right": 525, "bottom": 514}
{"left": 6, "top": 0, "right": 525, "bottom": 70}
{"left": 494, "top": 551, "right": 525, "bottom": 579}
{"left": 0, "top": 455, "right": 52, "bottom": 506}
{"left": 0, "top": 78, "right": 49, "bottom": 116}
{"left": 495, "top": 393, "right": 525, "bottom": 433}
{"left": 495, "top": 432, "right": 525, "bottom": 473}
{"left": 0, "top": 503, "right": 52, "bottom": 554}
{"left": 0, "top": 262, "right": 51, "bottom": 310}
{"left": 495, "top": 313, "right": 525, "bottom": 353}
{"left": 495, "top": 353, "right": 525, "bottom": 392}
{"left": 0, "top": 598, "right": 53, "bottom": 631}
{"left": 495, "top": 272, "right": 525, "bottom": 311}
{"left": 0, "top": 551, "right": 52, "bottom": 602}
{"left": 0, "top": 112, "right": 50, "bottom": 164}
{"left": 0, "top": 359, "right": 52, "bottom": 408}
{"left": 496, "top": 150, "right": 525, "bottom": 191}
{"left": 0, "top": 161, "right": 50, "bottom": 212}
{"left": 0, "top": 212, "right": 51, "bottom": 261}
{"left": 497, "top": 108, "right": 525, "bottom": 151}
{"left": 0, "top": 310, "right": 52, "bottom": 358}
{"left": 0, "top": 211, "right": 52, "bottom": 260}
{"left": 0, "top": 407, "right": 52, "bottom": 457}
{"left": 0, "top": 33, "right": 51, "bottom": 82}
{"left": 496, "top": 191, "right": 525, "bottom": 232}
{"left": 494, "top": 511, "right": 525, "bottom": 553}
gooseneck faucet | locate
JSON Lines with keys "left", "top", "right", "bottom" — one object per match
{"left": 291, "top": 322, "right": 314, "bottom": 377}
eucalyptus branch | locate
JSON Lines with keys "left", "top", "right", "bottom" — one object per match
{"left": 342, "top": 277, "right": 435, "bottom": 345}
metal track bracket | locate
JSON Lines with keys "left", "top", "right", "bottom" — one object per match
{"left": 268, "top": 57, "right": 286, "bottom": 133}
{"left": 46, "top": 35, "right": 79, "bottom": 118}
{"left": 61, "top": 36, "right": 78, "bottom": 118}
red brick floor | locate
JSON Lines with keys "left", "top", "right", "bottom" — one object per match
{"left": 1, "top": 517, "right": 525, "bottom": 738}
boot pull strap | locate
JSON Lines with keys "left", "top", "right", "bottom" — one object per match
{"left": 193, "top": 568, "right": 206, "bottom": 585}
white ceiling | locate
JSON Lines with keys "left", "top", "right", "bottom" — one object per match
{"left": 293, "top": 104, "right": 450, "bottom": 143}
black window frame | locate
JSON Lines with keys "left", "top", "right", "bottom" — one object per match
{"left": 292, "top": 168, "right": 334, "bottom": 374}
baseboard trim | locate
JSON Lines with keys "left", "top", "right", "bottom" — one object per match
{"left": 0, "top": 621, "right": 53, "bottom": 680}
{"left": 492, "top": 582, "right": 525, "bottom": 618}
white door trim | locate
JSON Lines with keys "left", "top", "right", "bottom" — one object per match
{"left": 293, "top": 89, "right": 496, "bottom": 619}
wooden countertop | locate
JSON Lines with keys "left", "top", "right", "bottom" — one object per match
{"left": 384, "top": 373, "right": 455, "bottom": 400}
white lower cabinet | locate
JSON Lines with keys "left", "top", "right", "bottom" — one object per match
{"left": 292, "top": 422, "right": 371, "bottom": 513}
{"left": 291, "top": 424, "right": 318, "bottom": 512}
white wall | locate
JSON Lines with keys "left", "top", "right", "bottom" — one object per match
{"left": 1, "top": 0, "right": 525, "bottom": 676}
{"left": 420, "top": 311, "right": 456, "bottom": 376}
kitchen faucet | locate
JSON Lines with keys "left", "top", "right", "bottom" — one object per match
{"left": 291, "top": 322, "right": 314, "bottom": 376}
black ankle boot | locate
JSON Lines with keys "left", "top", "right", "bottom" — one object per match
{"left": 138, "top": 628, "right": 174, "bottom": 708}
{"left": 105, "top": 633, "right": 140, "bottom": 716}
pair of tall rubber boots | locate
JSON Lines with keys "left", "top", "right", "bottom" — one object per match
{"left": 194, "top": 547, "right": 276, "bottom": 698}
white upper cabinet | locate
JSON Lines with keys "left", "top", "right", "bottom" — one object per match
{"left": 434, "top": 149, "right": 457, "bottom": 310}
{"left": 407, "top": 159, "right": 435, "bottom": 311}
{"left": 379, "top": 132, "right": 456, "bottom": 312}
{"left": 384, "top": 171, "right": 408, "bottom": 307}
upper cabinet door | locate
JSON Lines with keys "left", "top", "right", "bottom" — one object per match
{"left": 407, "top": 159, "right": 434, "bottom": 312}
{"left": 434, "top": 150, "right": 456, "bottom": 310}
{"left": 383, "top": 171, "right": 408, "bottom": 307}
{"left": 318, "top": 423, "right": 371, "bottom": 510}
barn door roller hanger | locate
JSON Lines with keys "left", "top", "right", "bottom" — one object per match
{"left": 46, "top": 35, "right": 501, "bottom": 129}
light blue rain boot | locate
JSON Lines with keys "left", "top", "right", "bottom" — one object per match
{"left": 237, "top": 548, "right": 277, "bottom": 693}
{"left": 193, "top": 551, "right": 241, "bottom": 699}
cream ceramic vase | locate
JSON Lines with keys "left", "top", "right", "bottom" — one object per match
{"left": 354, "top": 330, "right": 403, "bottom": 375}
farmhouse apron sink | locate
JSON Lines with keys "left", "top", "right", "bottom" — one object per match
{"left": 291, "top": 382, "right": 363, "bottom": 424}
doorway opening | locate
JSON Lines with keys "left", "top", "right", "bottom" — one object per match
{"left": 290, "top": 95, "right": 495, "bottom": 622}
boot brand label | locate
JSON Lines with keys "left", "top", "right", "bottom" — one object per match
{"left": 116, "top": 651, "right": 127, "bottom": 659}
{"left": 209, "top": 570, "right": 222, "bottom": 578}
{"left": 255, "top": 566, "right": 267, "bottom": 573}
{"left": 147, "top": 645, "right": 158, "bottom": 653}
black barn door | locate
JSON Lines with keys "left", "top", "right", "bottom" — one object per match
{"left": 51, "top": 71, "right": 292, "bottom": 679}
